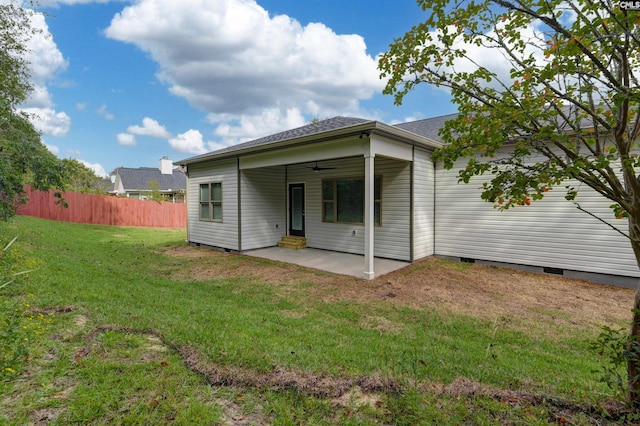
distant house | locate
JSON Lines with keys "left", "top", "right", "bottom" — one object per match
{"left": 95, "top": 179, "right": 115, "bottom": 193}
{"left": 111, "top": 157, "right": 186, "bottom": 203}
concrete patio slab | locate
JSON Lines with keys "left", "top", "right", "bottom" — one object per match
{"left": 244, "top": 246, "right": 409, "bottom": 279}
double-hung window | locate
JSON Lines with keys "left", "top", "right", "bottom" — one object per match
{"left": 322, "top": 176, "right": 381, "bottom": 225}
{"left": 199, "top": 182, "right": 222, "bottom": 221}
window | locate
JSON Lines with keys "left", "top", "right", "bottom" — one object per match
{"left": 199, "top": 182, "right": 222, "bottom": 221}
{"left": 322, "top": 176, "right": 381, "bottom": 225}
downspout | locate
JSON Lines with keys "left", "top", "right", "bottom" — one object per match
{"left": 410, "top": 146, "right": 415, "bottom": 262}
{"left": 285, "top": 165, "right": 288, "bottom": 236}
{"left": 185, "top": 166, "right": 190, "bottom": 243}
{"left": 237, "top": 157, "right": 242, "bottom": 252}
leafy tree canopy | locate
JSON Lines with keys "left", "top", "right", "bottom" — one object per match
{"left": 380, "top": 0, "right": 639, "bottom": 217}
{"left": 147, "top": 179, "right": 164, "bottom": 202}
{"left": 380, "top": 0, "right": 640, "bottom": 406}
{"left": 0, "top": 1, "right": 68, "bottom": 220}
{"left": 61, "top": 159, "right": 103, "bottom": 194}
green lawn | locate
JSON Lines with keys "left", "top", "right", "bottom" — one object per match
{"left": 0, "top": 216, "right": 633, "bottom": 424}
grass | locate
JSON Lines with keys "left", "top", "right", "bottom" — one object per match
{"left": 0, "top": 216, "right": 633, "bottom": 424}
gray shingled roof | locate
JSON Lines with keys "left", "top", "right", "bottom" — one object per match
{"left": 117, "top": 167, "right": 186, "bottom": 191}
{"left": 392, "top": 107, "right": 604, "bottom": 141}
{"left": 179, "top": 110, "right": 600, "bottom": 165}
{"left": 177, "top": 114, "right": 457, "bottom": 166}
{"left": 222, "top": 116, "right": 371, "bottom": 152}
{"left": 392, "top": 113, "right": 457, "bottom": 143}
{"left": 181, "top": 116, "right": 373, "bottom": 163}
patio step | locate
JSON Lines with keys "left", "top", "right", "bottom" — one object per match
{"left": 278, "top": 236, "right": 306, "bottom": 250}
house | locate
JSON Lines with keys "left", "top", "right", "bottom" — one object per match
{"left": 176, "top": 116, "right": 638, "bottom": 286}
{"left": 111, "top": 157, "right": 186, "bottom": 203}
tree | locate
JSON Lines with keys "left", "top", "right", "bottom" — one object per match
{"left": 0, "top": 1, "right": 67, "bottom": 221}
{"left": 147, "top": 179, "right": 164, "bottom": 202}
{"left": 379, "top": 0, "right": 640, "bottom": 406}
{"left": 61, "top": 159, "right": 103, "bottom": 194}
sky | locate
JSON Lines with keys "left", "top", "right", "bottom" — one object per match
{"left": 17, "top": 0, "right": 460, "bottom": 177}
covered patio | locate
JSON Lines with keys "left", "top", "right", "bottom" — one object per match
{"left": 245, "top": 247, "right": 409, "bottom": 279}
{"left": 178, "top": 117, "right": 439, "bottom": 280}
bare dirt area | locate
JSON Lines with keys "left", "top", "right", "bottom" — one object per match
{"left": 164, "top": 245, "right": 635, "bottom": 331}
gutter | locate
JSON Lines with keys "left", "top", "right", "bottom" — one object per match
{"left": 370, "top": 122, "right": 442, "bottom": 149}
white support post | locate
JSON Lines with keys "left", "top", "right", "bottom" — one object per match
{"left": 363, "top": 153, "right": 375, "bottom": 280}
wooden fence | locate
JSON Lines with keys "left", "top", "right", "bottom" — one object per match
{"left": 18, "top": 187, "right": 187, "bottom": 228}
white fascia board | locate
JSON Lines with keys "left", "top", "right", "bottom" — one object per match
{"left": 371, "top": 122, "right": 443, "bottom": 149}
{"left": 239, "top": 137, "right": 367, "bottom": 170}
{"left": 369, "top": 134, "right": 413, "bottom": 161}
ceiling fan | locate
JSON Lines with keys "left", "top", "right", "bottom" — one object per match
{"left": 307, "top": 161, "right": 336, "bottom": 172}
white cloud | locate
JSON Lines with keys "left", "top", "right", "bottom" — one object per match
{"left": 76, "top": 102, "right": 87, "bottom": 111}
{"left": 21, "top": 107, "right": 71, "bottom": 137}
{"left": 389, "top": 115, "right": 424, "bottom": 125}
{"left": 97, "top": 103, "right": 115, "bottom": 120}
{"left": 208, "top": 107, "right": 306, "bottom": 148}
{"left": 423, "top": 20, "right": 549, "bottom": 93}
{"left": 79, "top": 160, "right": 109, "bottom": 178}
{"left": 24, "top": 13, "right": 68, "bottom": 88}
{"left": 117, "top": 133, "right": 137, "bottom": 146}
{"left": 169, "top": 129, "right": 208, "bottom": 154}
{"left": 104, "top": 0, "right": 382, "bottom": 128}
{"left": 15, "top": 9, "right": 71, "bottom": 137}
{"left": 23, "top": 85, "right": 54, "bottom": 109}
{"left": 127, "top": 117, "right": 172, "bottom": 138}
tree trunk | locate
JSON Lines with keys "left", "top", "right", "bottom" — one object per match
{"left": 627, "top": 216, "right": 640, "bottom": 408}
{"left": 629, "top": 290, "right": 640, "bottom": 408}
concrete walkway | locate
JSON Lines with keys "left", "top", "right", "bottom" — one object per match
{"left": 244, "top": 247, "right": 409, "bottom": 279}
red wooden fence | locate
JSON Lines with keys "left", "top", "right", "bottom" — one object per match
{"left": 18, "top": 187, "right": 186, "bottom": 228}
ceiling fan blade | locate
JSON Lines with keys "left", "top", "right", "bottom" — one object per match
{"left": 307, "top": 161, "right": 336, "bottom": 171}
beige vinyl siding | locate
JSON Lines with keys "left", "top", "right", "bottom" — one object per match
{"left": 240, "top": 166, "right": 286, "bottom": 250}
{"left": 287, "top": 156, "right": 411, "bottom": 261}
{"left": 375, "top": 157, "right": 411, "bottom": 260}
{"left": 434, "top": 157, "right": 639, "bottom": 278}
{"left": 186, "top": 159, "right": 239, "bottom": 250}
{"left": 412, "top": 148, "right": 435, "bottom": 259}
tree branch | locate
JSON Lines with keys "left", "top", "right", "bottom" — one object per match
{"left": 574, "top": 202, "right": 640, "bottom": 243}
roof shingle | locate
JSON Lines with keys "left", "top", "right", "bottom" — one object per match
{"left": 392, "top": 114, "right": 457, "bottom": 143}
{"left": 182, "top": 116, "right": 373, "bottom": 162}
{"left": 116, "top": 167, "right": 186, "bottom": 191}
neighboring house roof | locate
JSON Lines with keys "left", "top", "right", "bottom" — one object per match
{"left": 115, "top": 167, "right": 186, "bottom": 192}
{"left": 96, "top": 179, "right": 114, "bottom": 193}
{"left": 177, "top": 116, "right": 444, "bottom": 166}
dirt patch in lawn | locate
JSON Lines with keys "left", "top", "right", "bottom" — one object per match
{"left": 87, "top": 326, "right": 630, "bottom": 424}
{"left": 325, "top": 259, "right": 635, "bottom": 330}
{"left": 164, "top": 245, "right": 635, "bottom": 330}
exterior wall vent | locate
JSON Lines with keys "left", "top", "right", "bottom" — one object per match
{"left": 543, "top": 267, "right": 563, "bottom": 275}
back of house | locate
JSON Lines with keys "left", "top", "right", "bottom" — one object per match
{"left": 176, "top": 116, "right": 637, "bottom": 286}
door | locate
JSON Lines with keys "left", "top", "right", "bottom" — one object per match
{"left": 289, "top": 183, "right": 305, "bottom": 236}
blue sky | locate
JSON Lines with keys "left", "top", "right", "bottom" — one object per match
{"left": 19, "top": 0, "right": 458, "bottom": 177}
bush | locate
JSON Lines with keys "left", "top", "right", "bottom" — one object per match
{"left": 591, "top": 316, "right": 640, "bottom": 406}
